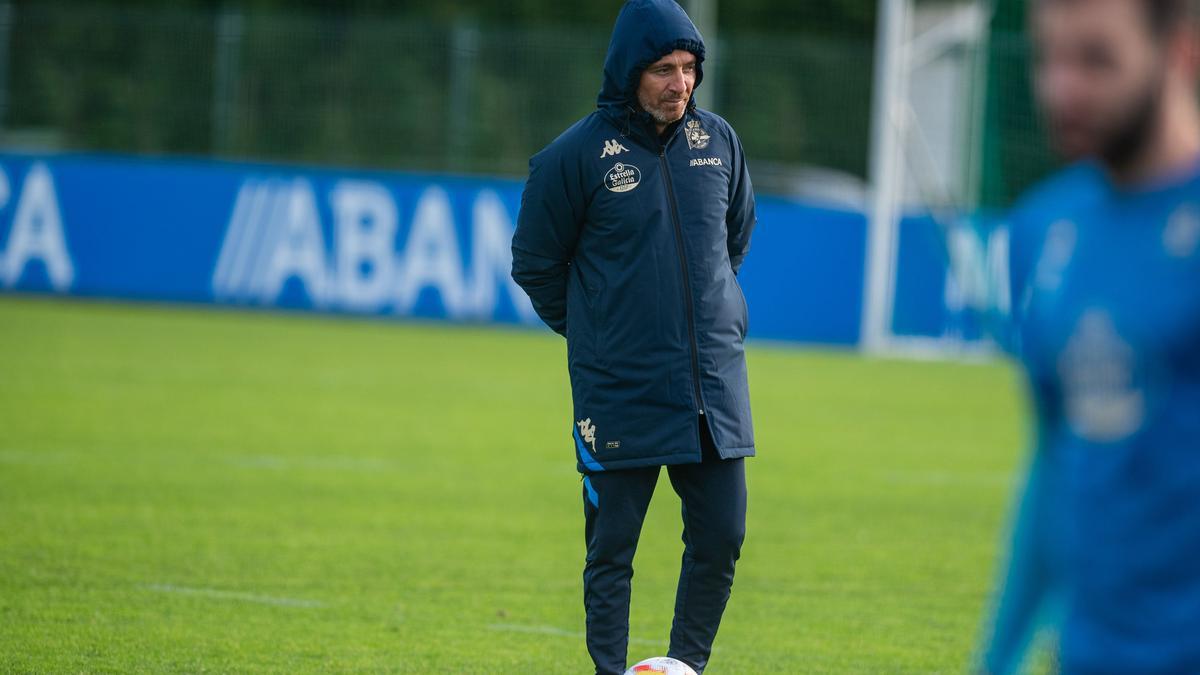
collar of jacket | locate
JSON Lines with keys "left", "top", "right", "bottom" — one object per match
{"left": 603, "top": 100, "right": 696, "bottom": 153}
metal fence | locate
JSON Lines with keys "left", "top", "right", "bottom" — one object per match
{"left": 979, "top": 28, "right": 1055, "bottom": 209}
{"left": 1, "top": 2, "right": 878, "bottom": 196}
{"left": 0, "top": 2, "right": 1055, "bottom": 204}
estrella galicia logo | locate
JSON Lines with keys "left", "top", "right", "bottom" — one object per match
{"left": 604, "top": 162, "right": 641, "bottom": 193}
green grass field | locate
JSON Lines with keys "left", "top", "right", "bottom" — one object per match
{"left": 0, "top": 295, "right": 1027, "bottom": 673}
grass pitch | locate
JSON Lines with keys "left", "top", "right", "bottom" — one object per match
{"left": 0, "top": 296, "right": 1026, "bottom": 673}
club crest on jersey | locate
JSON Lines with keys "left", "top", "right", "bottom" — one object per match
{"left": 1058, "top": 309, "right": 1145, "bottom": 444}
{"left": 684, "top": 119, "right": 710, "bottom": 150}
{"left": 600, "top": 139, "right": 629, "bottom": 159}
{"left": 604, "top": 162, "right": 641, "bottom": 193}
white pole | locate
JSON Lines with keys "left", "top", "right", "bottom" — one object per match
{"left": 861, "top": 0, "right": 912, "bottom": 352}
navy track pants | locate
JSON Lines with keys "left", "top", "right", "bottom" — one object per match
{"left": 581, "top": 418, "right": 747, "bottom": 675}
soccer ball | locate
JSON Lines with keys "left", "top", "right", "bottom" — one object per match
{"left": 624, "top": 656, "right": 699, "bottom": 675}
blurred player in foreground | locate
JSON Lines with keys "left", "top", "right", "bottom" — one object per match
{"left": 980, "top": 0, "right": 1200, "bottom": 672}
{"left": 511, "top": 1, "right": 756, "bottom": 673}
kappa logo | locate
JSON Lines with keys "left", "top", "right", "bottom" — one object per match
{"left": 600, "top": 139, "right": 629, "bottom": 159}
{"left": 1032, "top": 219, "right": 1077, "bottom": 295}
{"left": 604, "top": 162, "right": 641, "bottom": 193}
{"left": 1164, "top": 204, "right": 1200, "bottom": 258}
{"left": 577, "top": 418, "right": 597, "bottom": 452}
{"left": 684, "top": 120, "right": 710, "bottom": 150}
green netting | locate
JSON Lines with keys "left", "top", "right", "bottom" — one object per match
{"left": 5, "top": 0, "right": 1065, "bottom": 207}
{"left": 979, "top": 0, "right": 1059, "bottom": 208}
{"left": 2, "top": 2, "right": 877, "bottom": 194}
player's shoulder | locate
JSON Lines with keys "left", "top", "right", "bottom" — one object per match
{"left": 690, "top": 108, "right": 739, "bottom": 143}
{"left": 1007, "top": 163, "right": 1106, "bottom": 248}
{"left": 1171, "top": 162, "right": 1200, "bottom": 200}
{"left": 1011, "top": 162, "right": 1106, "bottom": 226}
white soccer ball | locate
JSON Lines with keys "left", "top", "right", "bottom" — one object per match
{"left": 624, "top": 656, "right": 699, "bottom": 675}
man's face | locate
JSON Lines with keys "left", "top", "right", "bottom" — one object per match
{"left": 1033, "top": 0, "right": 1168, "bottom": 165}
{"left": 637, "top": 50, "right": 697, "bottom": 127}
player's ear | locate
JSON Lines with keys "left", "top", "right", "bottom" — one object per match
{"left": 1190, "top": 26, "right": 1200, "bottom": 78}
{"left": 1171, "top": 20, "right": 1200, "bottom": 79}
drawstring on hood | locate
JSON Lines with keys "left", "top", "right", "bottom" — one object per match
{"left": 598, "top": 0, "right": 706, "bottom": 129}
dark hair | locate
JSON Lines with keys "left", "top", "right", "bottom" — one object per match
{"left": 1036, "top": 0, "right": 1198, "bottom": 36}
{"left": 1145, "top": 0, "right": 1200, "bottom": 35}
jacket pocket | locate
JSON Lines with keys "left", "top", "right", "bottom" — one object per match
{"left": 734, "top": 276, "right": 749, "bottom": 338}
{"left": 583, "top": 280, "right": 606, "bottom": 362}
{"left": 567, "top": 267, "right": 605, "bottom": 364}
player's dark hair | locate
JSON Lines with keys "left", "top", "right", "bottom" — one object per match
{"left": 1145, "top": 0, "right": 1200, "bottom": 35}
{"left": 1034, "top": 0, "right": 1199, "bottom": 37}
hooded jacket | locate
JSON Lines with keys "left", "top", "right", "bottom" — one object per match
{"left": 511, "top": 0, "right": 756, "bottom": 472}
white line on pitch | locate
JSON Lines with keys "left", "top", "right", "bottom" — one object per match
{"left": 225, "top": 454, "right": 397, "bottom": 472}
{"left": 487, "top": 622, "right": 665, "bottom": 647}
{"left": 881, "top": 469, "right": 1015, "bottom": 487}
{"left": 141, "top": 583, "right": 324, "bottom": 608}
{"left": 0, "top": 450, "right": 74, "bottom": 465}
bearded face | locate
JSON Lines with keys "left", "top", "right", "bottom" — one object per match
{"left": 1033, "top": 0, "right": 1169, "bottom": 168}
{"left": 637, "top": 49, "right": 697, "bottom": 128}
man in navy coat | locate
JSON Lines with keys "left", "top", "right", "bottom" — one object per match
{"left": 511, "top": 1, "right": 757, "bottom": 672}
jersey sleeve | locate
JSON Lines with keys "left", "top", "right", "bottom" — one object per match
{"left": 978, "top": 445, "right": 1055, "bottom": 674}
{"left": 978, "top": 373, "right": 1068, "bottom": 674}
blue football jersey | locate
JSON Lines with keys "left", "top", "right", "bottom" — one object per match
{"left": 985, "top": 161, "right": 1200, "bottom": 673}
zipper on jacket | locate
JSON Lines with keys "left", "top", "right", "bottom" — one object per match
{"left": 658, "top": 146, "right": 706, "bottom": 417}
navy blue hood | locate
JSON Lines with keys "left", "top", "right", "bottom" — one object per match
{"left": 598, "top": 0, "right": 706, "bottom": 111}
